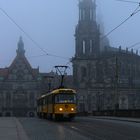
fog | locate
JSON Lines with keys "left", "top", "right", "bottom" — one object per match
{"left": 0, "top": 0, "right": 140, "bottom": 73}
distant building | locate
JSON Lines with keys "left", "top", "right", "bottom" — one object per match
{"left": 0, "top": 37, "right": 73, "bottom": 117}
{"left": 0, "top": 37, "right": 44, "bottom": 116}
{"left": 0, "top": 37, "right": 48, "bottom": 116}
{"left": 72, "top": 0, "right": 140, "bottom": 113}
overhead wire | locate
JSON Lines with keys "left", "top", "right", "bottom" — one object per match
{"left": 66, "top": 1, "right": 140, "bottom": 65}
{"left": 0, "top": 7, "right": 71, "bottom": 61}
{"left": 128, "top": 42, "right": 140, "bottom": 49}
{"left": 67, "top": 3, "right": 140, "bottom": 66}
{"left": 1, "top": 3, "right": 140, "bottom": 67}
{"left": 113, "top": 1, "right": 140, "bottom": 51}
{"left": 27, "top": 53, "right": 70, "bottom": 60}
{"left": 115, "top": 0, "right": 140, "bottom": 50}
{"left": 116, "top": 0, "right": 140, "bottom": 4}
{"left": 101, "top": 4, "right": 140, "bottom": 40}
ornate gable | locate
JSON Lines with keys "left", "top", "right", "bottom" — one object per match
{"left": 7, "top": 37, "right": 38, "bottom": 81}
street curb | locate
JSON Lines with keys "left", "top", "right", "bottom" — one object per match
{"left": 91, "top": 116, "right": 140, "bottom": 123}
{"left": 14, "top": 118, "right": 29, "bottom": 140}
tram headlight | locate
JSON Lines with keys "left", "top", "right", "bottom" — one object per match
{"left": 59, "top": 108, "right": 63, "bottom": 111}
{"left": 71, "top": 108, "right": 74, "bottom": 111}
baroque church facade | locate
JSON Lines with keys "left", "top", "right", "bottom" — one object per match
{"left": 72, "top": 0, "right": 140, "bottom": 113}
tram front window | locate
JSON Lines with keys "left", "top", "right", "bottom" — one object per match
{"left": 55, "top": 94, "right": 76, "bottom": 103}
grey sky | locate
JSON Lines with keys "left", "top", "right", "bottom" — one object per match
{"left": 0, "top": 0, "right": 140, "bottom": 73}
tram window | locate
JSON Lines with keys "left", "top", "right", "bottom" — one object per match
{"left": 37, "top": 100, "right": 39, "bottom": 106}
{"left": 43, "top": 99, "right": 45, "bottom": 105}
{"left": 55, "top": 95, "right": 59, "bottom": 103}
{"left": 48, "top": 95, "right": 53, "bottom": 104}
{"left": 45, "top": 97, "right": 47, "bottom": 104}
{"left": 55, "top": 94, "right": 76, "bottom": 103}
{"left": 37, "top": 99, "right": 42, "bottom": 106}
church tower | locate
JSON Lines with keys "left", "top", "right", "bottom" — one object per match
{"left": 72, "top": 0, "right": 100, "bottom": 88}
{"left": 75, "top": 0, "right": 100, "bottom": 58}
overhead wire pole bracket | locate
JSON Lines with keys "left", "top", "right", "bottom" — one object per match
{"left": 54, "top": 65, "right": 69, "bottom": 88}
{"left": 43, "top": 75, "right": 54, "bottom": 92}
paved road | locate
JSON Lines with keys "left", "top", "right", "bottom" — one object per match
{"left": 19, "top": 117, "right": 140, "bottom": 140}
{"left": 19, "top": 117, "right": 90, "bottom": 140}
{"left": 61, "top": 117, "right": 140, "bottom": 140}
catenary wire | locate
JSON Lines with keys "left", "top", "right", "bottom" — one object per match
{"left": 26, "top": 4, "right": 140, "bottom": 64}
{"left": 128, "top": 42, "right": 140, "bottom": 49}
{"left": 27, "top": 54, "right": 70, "bottom": 60}
{"left": 115, "top": 2, "right": 140, "bottom": 50}
{"left": 101, "top": 5, "right": 140, "bottom": 40}
{"left": 116, "top": 0, "right": 140, "bottom": 4}
{"left": 0, "top": 7, "right": 70, "bottom": 61}
{"left": 1, "top": 4, "right": 140, "bottom": 66}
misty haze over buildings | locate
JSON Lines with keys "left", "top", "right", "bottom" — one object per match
{"left": 0, "top": 0, "right": 140, "bottom": 73}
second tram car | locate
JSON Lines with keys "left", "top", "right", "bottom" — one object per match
{"left": 37, "top": 88, "right": 77, "bottom": 120}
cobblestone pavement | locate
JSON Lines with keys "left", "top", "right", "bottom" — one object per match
{"left": 19, "top": 118, "right": 91, "bottom": 140}
{"left": 19, "top": 117, "right": 140, "bottom": 140}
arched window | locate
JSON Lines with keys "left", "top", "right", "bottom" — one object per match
{"left": 82, "top": 40, "right": 86, "bottom": 54}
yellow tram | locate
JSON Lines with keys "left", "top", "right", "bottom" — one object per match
{"left": 37, "top": 88, "right": 77, "bottom": 120}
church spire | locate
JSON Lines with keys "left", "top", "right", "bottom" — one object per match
{"left": 16, "top": 36, "right": 25, "bottom": 56}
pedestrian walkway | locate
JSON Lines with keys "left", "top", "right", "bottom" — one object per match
{"left": 91, "top": 116, "right": 140, "bottom": 123}
{"left": 0, "top": 117, "right": 29, "bottom": 140}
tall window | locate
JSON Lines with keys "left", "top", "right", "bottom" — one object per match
{"left": 90, "top": 40, "right": 93, "bottom": 53}
{"left": 79, "top": 9, "right": 82, "bottom": 20}
{"left": 90, "top": 9, "right": 93, "bottom": 20}
{"left": 82, "top": 40, "right": 86, "bottom": 54}
{"left": 81, "top": 67, "right": 87, "bottom": 81}
{"left": 82, "top": 10, "right": 85, "bottom": 20}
